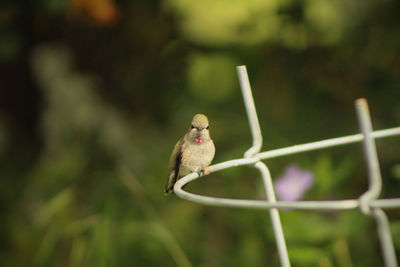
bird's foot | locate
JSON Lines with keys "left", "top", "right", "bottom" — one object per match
{"left": 197, "top": 167, "right": 211, "bottom": 176}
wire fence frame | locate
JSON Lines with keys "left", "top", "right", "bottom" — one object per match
{"left": 174, "top": 65, "right": 400, "bottom": 267}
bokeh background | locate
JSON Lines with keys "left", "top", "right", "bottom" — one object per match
{"left": 1, "top": 0, "right": 400, "bottom": 266}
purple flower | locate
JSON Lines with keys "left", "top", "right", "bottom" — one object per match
{"left": 275, "top": 164, "right": 314, "bottom": 201}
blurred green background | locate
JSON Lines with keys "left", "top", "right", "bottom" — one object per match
{"left": 1, "top": 0, "right": 400, "bottom": 266}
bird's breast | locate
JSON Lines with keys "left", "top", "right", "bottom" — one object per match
{"left": 180, "top": 141, "right": 215, "bottom": 174}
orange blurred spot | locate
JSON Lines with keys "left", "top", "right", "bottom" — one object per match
{"left": 70, "top": 0, "right": 120, "bottom": 26}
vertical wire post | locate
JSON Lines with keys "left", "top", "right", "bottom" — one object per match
{"left": 355, "top": 98, "right": 398, "bottom": 267}
{"left": 236, "top": 65, "right": 291, "bottom": 267}
{"left": 236, "top": 65, "right": 263, "bottom": 158}
{"left": 255, "top": 162, "right": 291, "bottom": 267}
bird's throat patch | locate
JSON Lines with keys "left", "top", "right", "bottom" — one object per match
{"left": 195, "top": 136, "right": 203, "bottom": 144}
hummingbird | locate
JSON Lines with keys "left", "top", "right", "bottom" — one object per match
{"left": 165, "top": 114, "right": 215, "bottom": 195}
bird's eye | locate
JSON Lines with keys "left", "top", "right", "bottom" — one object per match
{"left": 191, "top": 125, "right": 195, "bottom": 129}
{"left": 206, "top": 126, "right": 209, "bottom": 130}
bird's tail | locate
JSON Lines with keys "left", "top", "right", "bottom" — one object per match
{"left": 164, "top": 171, "right": 177, "bottom": 195}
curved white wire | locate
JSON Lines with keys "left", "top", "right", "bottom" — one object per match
{"left": 174, "top": 126, "right": 400, "bottom": 211}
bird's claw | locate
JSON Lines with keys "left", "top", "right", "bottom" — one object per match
{"left": 197, "top": 167, "right": 211, "bottom": 176}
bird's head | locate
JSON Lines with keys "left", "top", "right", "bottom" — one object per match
{"left": 187, "top": 114, "right": 211, "bottom": 144}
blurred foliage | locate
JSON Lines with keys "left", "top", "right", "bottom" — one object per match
{"left": 0, "top": 0, "right": 399, "bottom": 266}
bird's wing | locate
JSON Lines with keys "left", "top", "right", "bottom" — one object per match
{"left": 164, "top": 138, "right": 183, "bottom": 194}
